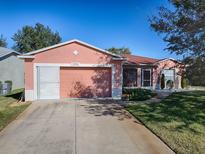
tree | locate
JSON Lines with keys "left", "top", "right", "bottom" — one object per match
{"left": 12, "top": 23, "right": 62, "bottom": 53}
{"left": 149, "top": 0, "right": 205, "bottom": 86}
{"left": 183, "top": 57, "right": 205, "bottom": 86}
{"left": 0, "top": 34, "right": 7, "bottom": 47}
{"left": 149, "top": 0, "right": 205, "bottom": 58}
{"left": 106, "top": 47, "right": 131, "bottom": 55}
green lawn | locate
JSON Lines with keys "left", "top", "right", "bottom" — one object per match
{"left": 0, "top": 89, "right": 30, "bottom": 131}
{"left": 126, "top": 91, "right": 205, "bottom": 154}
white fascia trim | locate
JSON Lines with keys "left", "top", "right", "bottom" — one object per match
{"left": 34, "top": 63, "right": 112, "bottom": 67}
{"left": 139, "top": 63, "right": 156, "bottom": 66}
{"left": 25, "top": 39, "right": 122, "bottom": 58}
{"left": 112, "top": 57, "right": 127, "bottom": 60}
{"left": 18, "top": 55, "right": 35, "bottom": 59}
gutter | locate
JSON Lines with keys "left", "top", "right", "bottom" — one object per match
{"left": 112, "top": 57, "right": 127, "bottom": 61}
{"left": 17, "top": 55, "right": 35, "bottom": 59}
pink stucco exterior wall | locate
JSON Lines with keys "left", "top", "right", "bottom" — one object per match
{"left": 112, "top": 61, "right": 122, "bottom": 88}
{"left": 24, "top": 42, "right": 122, "bottom": 98}
{"left": 32, "top": 42, "right": 111, "bottom": 64}
{"left": 153, "top": 60, "right": 183, "bottom": 89}
{"left": 60, "top": 67, "right": 111, "bottom": 98}
{"left": 25, "top": 59, "right": 33, "bottom": 90}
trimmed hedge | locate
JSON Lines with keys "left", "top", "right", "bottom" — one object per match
{"left": 181, "top": 77, "right": 189, "bottom": 89}
{"left": 4, "top": 80, "right": 12, "bottom": 93}
{"left": 5, "top": 80, "right": 12, "bottom": 87}
{"left": 161, "top": 74, "right": 165, "bottom": 89}
{"left": 0, "top": 81, "right": 2, "bottom": 95}
{"left": 123, "top": 88, "right": 156, "bottom": 101}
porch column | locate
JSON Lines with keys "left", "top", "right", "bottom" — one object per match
{"left": 112, "top": 63, "right": 122, "bottom": 99}
{"left": 152, "top": 68, "right": 158, "bottom": 89}
{"left": 137, "top": 68, "right": 141, "bottom": 87}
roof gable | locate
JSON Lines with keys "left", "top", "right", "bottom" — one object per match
{"left": 23, "top": 39, "right": 121, "bottom": 58}
{"left": 0, "top": 47, "right": 20, "bottom": 58}
{"left": 155, "top": 58, "right": 181, "bottom": 64}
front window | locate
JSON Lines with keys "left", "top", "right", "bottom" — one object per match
{"left": 123, "top": 68, "right": 137, "bottom": 87}
{"left": 142, "top": 69, "right": 151, "bottom": 87}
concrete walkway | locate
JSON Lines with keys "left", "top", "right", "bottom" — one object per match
{"left": 0, "top": 100, "right": 174, "bottom": 154}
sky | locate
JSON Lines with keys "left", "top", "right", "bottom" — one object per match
{"left": 0, "top": 0, "right": 179, "bottom": 59}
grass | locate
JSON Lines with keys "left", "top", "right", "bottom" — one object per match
{"left": 126, "top": 91, "right": 205, "bottom": 154}
{"left": 0, "top": 89, "right": 31, "bottom": 131}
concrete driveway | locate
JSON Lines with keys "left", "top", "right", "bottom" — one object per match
{"left": 0, "top": 100, "right": 174, "bottom": 154}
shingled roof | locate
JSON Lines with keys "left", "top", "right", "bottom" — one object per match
{"left": 0, "top": 47, "right": 20, "bottom": 58}
{"left": 122, "top": 54, "right": 159, "bottom": 65}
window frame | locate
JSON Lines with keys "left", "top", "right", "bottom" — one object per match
{"left": 123, "top": 68, "right": 138, "bottom": 87}
{"left": 141, "top": 69, "right": 152, "bottom": 87}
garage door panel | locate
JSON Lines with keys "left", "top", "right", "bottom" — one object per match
{"left": 39, "top": 83, "right": 60, "bottom": 99}
{"left": 60, "top": 67, "right": 111, "bottom": 98}
{"left": 37, "top": 66, "right": 60, "bottom": 99}
{"left": 39, "top": 67, "right": 60, "bottom": 82}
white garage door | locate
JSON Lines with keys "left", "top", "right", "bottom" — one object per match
{"left": 37, "top": 66, "right": 60, "bottom": 99}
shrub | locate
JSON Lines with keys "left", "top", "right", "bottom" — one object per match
{"left": 181, "top": 77, "right": 189, "bottom": 89}
{"left": 5, "top": 80, "right": 12, "bottom": 92}
{"left": 166, "top": 80, "right": 174, "bottom": 89}
{"left": 0, "top": 81, "right": 2, "bottom": 95}
{"left": 123, "top": 88, "right": 156, "bottom": 101}
{"left": 5, "top": 80, "right": 12, "bottom": 86}
{"left": 161, "top": 74, "right": 165, "bottom": 89}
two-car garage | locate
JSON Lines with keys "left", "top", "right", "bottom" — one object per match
{"left": 36, "top": 66, "right": 112, "bottom": 99}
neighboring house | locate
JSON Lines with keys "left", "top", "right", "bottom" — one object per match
{"left": 0, "top": 47, "right": 24, "bottom": 90}
{"left": 19, "top": 39, "right": 183, "bottom": 101}
{"left": 122, "top": 54, "right": 183, "bottom": 90}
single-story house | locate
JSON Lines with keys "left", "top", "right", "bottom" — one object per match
{"left": 19, "top": 39, "right": 183, "bottom": 101}
{"left": 0, "top": 47, "right": 24, "bottom": 90}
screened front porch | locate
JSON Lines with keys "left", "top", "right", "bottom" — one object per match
{"left": 122, "top": 65, "right": 176, "bottom": 90}
{"left": 123, "top": 65, "right": 154, "bottom": 89}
